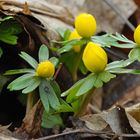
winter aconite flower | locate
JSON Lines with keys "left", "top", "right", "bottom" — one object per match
{"left": 82, "top": 42, "right": 108, "bottom": 73}
{"left": 75, "top": 13, "right": 96, "bottom": 38}
{"left": 36, "top": 60, "right": 55, "bottom": 78}
{"left": 134, "top": 24, "right": 140, "bottom": 45}
{"left": 69, "top": 30, "right": 81, "bottom": 52}
{"left": 6, "top": 44, "right": 58, "bottom": 94}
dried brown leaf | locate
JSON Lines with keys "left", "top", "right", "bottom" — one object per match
{"left": 16, "top": 100, "right": 43, "bottom": 138}
{"left": 101, "top": 106, "right": 135, "bottom": 135}
{"left": 80, "top": 114, "right": 108, "bottom": 131}
{"left": 22, "top": 2, "right": 32, "bottom": 15}
{"left": 126, "top": 113, "right": 140, "bottom": 135}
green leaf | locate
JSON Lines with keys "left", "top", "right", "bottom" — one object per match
{"left": 56, "top": 28, "right": 69, "bottom": 39}
{"left": 40, "top": 80, "right": 60, "bottom": 110}
{"left": 105, "top": 59, "right": 134, "bottom": 71}
{"left": 4, "top": 69, "right": 35, "bottom": 75}
{"left": 49, "top": 57, "right": 59, "bottom": 67}
{"left": 66, "top": 79, "right": 86, "bottom": 103}
{"left": 129, "top": 47, "right": 140, "bottom": 61}
{"left": 50, "top": 80, "right": 61, "bottom": 97}
{"left": 76, "top": 74, "right": 95, "bottom": 96}
{"left": 0, "top": 18, "right": 23, "bottom": 45}
{"left": 0, "top": 16, "right": 13, "bottom": 22}
{"left": 109, "top": 42, "right": 135, "bottom": 48}
{"left": 0, "top": 19, "right": 22, "bottom": 35}
{"left": 39, "top": 44, "right": 49, "bottom": 62}
{"left": 8, "top": 73, "right": 34, "bottom": 90}
{"left": 128, "top": 69, "right": 140, "bottom": 74}
{"left": 64, "top": 38, "right": 86, "bottom": 46}
{"left": 91, "top": 33, "right": 136, "bottom": 48}
{"left": 61, "top": 78, "right": 85, "bottom": 97}
{"left": 41, "top": 110, "right": 63, "bottom": 128}
{"left": 58, "top": 98, "right": 74, "bottom": 112}
{"left": 0, "top": 48, "right": 3, "bottom": 58}
{"left": 64, "top": 29, "right": 71, "bottom": 40}
{"left": 71, "top": 98, "right": 83, "bottom": 113}
{"left": 93, "top": 75, "right": 103, "bottom": 88}
{"left": 109, "top": 68, "right": 140, "bottom": 74}
{"left": 98, "top": 71, "right": 116, "bottom": 83}
{"left": 60, "top": 52, "right": 80, "bottom": 75}
{"left": 39, "top": 81, "right": 49, "bottom": 112}
{"left": 91, "top": 34, "right": 116, "bottom": 48}
{"left": 22, "top": 77, "right": 40, "bottom": 94}
{"left": 57, "top": 44, "right": 72, "bottom": 54}
{"left": 110, "top": 33, "right": 135, "bottom": 44}
{"left": 9, "top": 76, "right": 36, "bottom": 91}
{"left": 0, "top": 34, "right": 18, "bottom": 45}
{"left": 76, "top": 73, "right": 113, "bottom": 96}
{"left": 19, "top": 52, "right": 38, "bottom": 69}
{"left": 79, "top": 60, "right": 88, "bottom": 75}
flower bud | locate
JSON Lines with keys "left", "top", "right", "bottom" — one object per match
{"left": 75, "top": 13, "right": 96, "bottom": 38}
{"left": 36, "top": 60, "right": 55, "bottom": 78}
{"left": 69, "top": 29, "right": 81, "bottom": 53}
{"left": 82, "top": 42, "right": 107, "bottom": 73}
{"left": 134, "top": 24, "right": 140, "bottom": 45}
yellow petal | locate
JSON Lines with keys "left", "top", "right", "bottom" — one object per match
{"left": 82, "top": 42, "right": 108, "bottom": 73}
{"left": 69, "top": 29, "right": 81, "bottom": 53}
{"left": 75, "top": 13, "right": 96, "bottom": 38}
{"left": 134, "top": 24, "right": 140, "bottom": 45}
{"left": 69, "top": 29, "right": 81, "bottom": 40}
{"left": 36, "top": 60, "right": 55, "bottom": 78}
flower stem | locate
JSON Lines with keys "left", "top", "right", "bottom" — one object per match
{"left": 25, "top": 92, "right": 34, "bottom": 117}
{"left": 74, "top": 88, "right": 95, "bottom": 117}
{"left": 71, "top": 51, "right": 83, "bottom": 82}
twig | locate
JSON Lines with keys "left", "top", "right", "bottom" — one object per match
{"left": 53, "top": 63, "right": 63, "bottom": 79}
{"left": 34, "top": 128, "right": 140, "bottom": 140}
{"left": 103, "top": 0, "right": 135, "bottom": 31}
{"left": 34, "top": 129, "right": 83, "bottom": 140}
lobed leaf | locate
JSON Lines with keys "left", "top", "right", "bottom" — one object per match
{"left": 0, "top": 34, "right": 18, "bottom": 45}
{"left": 106, "top": 59, "right": 134, "bottom": 71}
{"left": 8, "top": 73, "right": 35, "bottom": 90}
{"left": 49, "top": 57, "right": 59, "bottom": 67}
{"left": 10, "top": 76, "right": 36, "bottom": 91}
{"left": 39, "top": 80, "right": 60, "bottom": 111}
{"left": 76, "top": 74, "right": 95, "bottom": 96}
{"left": 19, "top": 52, "right": 38, "bottom": 69}
{"left": 109, "top": 68, "right": 140, "bottom": 74}
{"left": 4, "top": 69, "right": 35, "bottom": 75}
{"left": 128, "top": 47, "right": 140, "bottom": 62}
{"left": 22, "top": 77, "right": 40, "bottom": 94}
{"left": 41, "top": 110, "right": 63, "bottom": 128}
{"left": 98, "top": 71, "right": 116, "bottom": 83}
{"left": 39, "top": 81, "right": 50, "bottom": 112}
{"left": 58, "top": 98, "right": 74, "bottom": 112}
{"left": 39, "top": 44, "right": 49, "bottom": 62}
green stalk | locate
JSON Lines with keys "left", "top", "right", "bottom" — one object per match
{"left": 74, "top": 88, "right": 95, "bottom": 117}
{"left": 71, "top": 45, "right": 85, "bottom": 82}
{"left": 71, "top": 53, "right": 82, "bottom": 82}
{"left": 25, "top": 92, "right": 34, "bottom": 117}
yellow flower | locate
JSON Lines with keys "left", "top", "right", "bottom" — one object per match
{"left": 36, "top": 60, "right": 55, "bottom": 78}
{"left": 82, "top": 42, "right": 108, "bottom": 73}
{"left": 75, "top": 13, "right": 96, "bottom": 38}
{"left": 134, "top": 24, "right": 140, "bottom": 45}
{"left": 69, "top": 29, "right": 81, "bottom": 53}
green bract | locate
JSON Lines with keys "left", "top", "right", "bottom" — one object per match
{"left": 61, "top": 58, "right": 140, "bottom": 113}
{"left": 5, "top": 44, "right": 60, "bottom": 113}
